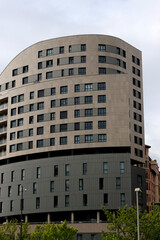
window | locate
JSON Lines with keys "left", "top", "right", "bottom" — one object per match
{"left": 10, "top": 132, "right": 15, "bottom": 140}
{"left": 37, "top": 102, "right": 44, "bottom": 110}
{"left": 22, "top": 77, "right": 28, "bottom": 84}
{"left": 98, "top": 134, "right": 106, "bottom": 142}
{"left": 98, "top": 82, "right": 106, "bottom": 90}
{"left": 91, "top": 234, "right": 97, "bottom": 240}
{"left": 29, "top": 128, "right": 33, "bottom": 136}
{"left": 69, "top": 57, "right": 74, "bottom": 64}
{"left": 18, "top": 184, "right": 22, "bottom": 196}
{"left": 37, "top": 167, "right": 41, "bottom": 179}
{"left": 85, "top": 135, "right": 93, "bottom": 143}
{"left": 61, "top": 69, "right": 64, "bottom": 76}
{"left": 37, "top": 140, "right": 43, "bottom": 148}
{"left": 11, "top": 171, "right": 15, "bottom": 182}
{"left": 17, "top": 131, "right": 23, "bottom": 139}
{"left": 51, "top": 87, "right": 56, "bottom": 95}
{"left": 12, "top": 69, "right": 18, "bottom": 76}
{"left": 11, "top": 108, "right": 16, "bottom": 116}
{"left": 18, "top": 118, "right": 23, "bottom": 126}
{"left": 18, "top": 94, "right": 24, "bottom": 102}
{"left": 22, "top": 65, "right": 28, "bottom": 73}
{"left": 99, "top": 68, "right": 106, "bottom": 74}
{"left": 37, "top": 114, "right": 44, "bottom": 122}
{"left": 50, "top": 125, "right": 55, "bottom": 133}
{"left": 99, "top": 178, "right": 104, "bottom": 190}
{"left": 38, "top": 51, "right": 42, "bottom": 58}
{"left": 37, "top": 127, "right": 44, "bottom": 135}
{"left": 18, "top": 106, "right": 24, "bottom": 114}
{"left": 65, "top": 180, "right": 70, "bottom": 191}
{"left": 74, "top": 135, "right": 80, "bottom": 144}
{"left": 59, "top": 46, "right": 64, "bottom": 54}
{"left": 99, "top": 56, "right": 106, "bottom": 63}
{"left": 74, "top": 110, "right": 80, "bottom": 118}
{"left": 81, "top": 56, "right": 86, "bottom": 63}
{"left": 60, "top": 98, "right": 68, "bottom": 106}
{"left": 79, "top": 179, "right": 83, "bottom": 191}
{"left": 85, "top": 121, "right": 93, "bottom": 130}
{"left": 38, "top": 62, "right": 42, "bottom": 69}
{"left": 29, "top": 116, "right": 34, "bottom": 124}
{"left": 116, "top": 177, "right": 121, "bottom": 189}
{"left": 60, "top": 86, "right": 68, "bottom": 94}
{"left": 46, "top": 60, "right": 53, "bottom": 68}
{"left": 85, "top": 83, "right": 92, "bottom": 91}
{"left": 50, "top": 138, "right": 55, "bottom": 146}
{"left": 11, "top": 120, "right": 16, "bottom": 128}
{"left": 10, "top": 145, "right": 15, "bottom": 152}
{"left": 74, "top": 97, "right": 80, "bottom": 105}
{"left": 81, "top": 44, "right": 86, "bottom": 51}
{"left": 60, "top": 124, "right": 67, "bottom": 132}
{"left": 54, "top": 165, "right": 58, "bottom": 177}
{"left": 85, "top": 108, "right": 93, "bottom": 117}
{"left": 77, "top": 234, "right": 82, "bottom": 240}
{"left": 120, "top": 193, "right": 125, "bottom": 206}
{"left": 10, "top": 200, "right": 14, "bottom": 212}
{"left": 38, "top": 90, "right": 44, "bottom": 98}
{"left": 74, "top": 122, "right": 80, "bottom": 130}
{"left": 36, "top": 197, "right": 40, "bottom": 209}
{"left": 98, "top": 95, "right": 106, "bottom": 103}
{"left": 104, "top": 193, "right": 108, "bottom": 206}
{"left": 51, "top": 100, "right": 56, "bottom": 108}
{"left": 103, "top": 162, "right": 108, "bottom": 174}
{"left": 28, "top": 141, "right": 33, "bottom": 149}
{"left": 120, "top": 162, "right": 125, "bottom": 173}
{"left": 46, "top": 48, "right": 53, "bottom": 56}
{"left": 137, "top": 175, "right": 142, "bottom": 187}
{"left": 83, "top": 194, "right": 87, "bottom": 206}
{"left": 29, "top": 104, "right": 34, "bottom": 112}
{"left": 11, "top": 96, "right": 17, "bottom": 104}
{"left": 98, "top": 44, "right": 106, "bottom": 51}
{"left": 8, "top": 186, "right": 12, "bottom": 197}
{"left": 5, "top": 82, "right": 9, "bottom": 90}
{"left": 46, "top": 71, "right": 53, "bottom": 79}
{"left": 30, "top": 92, "right": 34, "bottom": 99}
{"left": 60, "top": 111, "right": 67, "bottom": 119}
{"left": 69, "top": 68, "right": 74, "bottom": 76}
{"left": 65, "top": 164, "right": 70, "bottom": 176}
{"left": 78, "top": 67, "right": 86, "bottom": 75}
{"left": 83, "top": 163, "right": 87, "bottom": 175}
{"left": 1, "top": 173, "right": 3, "bottom": 184}
{"left": 60, "top": 136, "right": 67, "bottom": 145}
{"left": 33, "top": 182, "right": 37, "bottom": 194}
{"left": 50, "top": 112, "right": 55, "bottom": 120}
{"left": 134, "top": 124, "right": 142, "bottom": 134}
{"left": 50, "top": 181, "right": 54, "bottom": 192}
{"left": 54, "top": 196, "right": 58, "bottom": 208}
{"left": 85, "top": 96, "right": 92, "bottom": 104}
{"left": 75, "top": 84, "right": 80, "bottom": 92}
{"left": 17, "top": 143, "right": 23, "bottom": 151}
{"left": 65, "top": 195, "right": 69, "bottom": 207}
{"left": 98, "top": 121, "right": 106, "bottom": 129}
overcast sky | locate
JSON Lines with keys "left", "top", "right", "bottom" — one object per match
{"left": 0, "top": 0, "right": 160, "bottom": 163}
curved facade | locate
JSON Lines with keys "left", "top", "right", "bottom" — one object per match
{"left": 0, "top": 35, "right": 146, "bottom": 234}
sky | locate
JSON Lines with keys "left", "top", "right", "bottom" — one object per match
{"left": 0, "top": 0, "right": 160, "bottom": 163}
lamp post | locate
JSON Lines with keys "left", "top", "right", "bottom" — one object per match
{"left": 20, "top": 186, "right": 26, "bottom": 240}
{"left": 135, "top": 188, "right": 142, "bottom": 240}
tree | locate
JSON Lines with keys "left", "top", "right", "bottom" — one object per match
{"left": 102, "top": 204, "right": 160, "bottom": 240}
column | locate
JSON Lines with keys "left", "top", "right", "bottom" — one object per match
{"left": 97, "top": 211, "right": 100, "bottom": 223}
{"left": 47, "top": 213, "right": 51, "bottom": 224}
{"left": 25, "top": 215, "right": 28, "bottom": 222}
{"left": 71, "top": 212, "right": 74, "bottom": 223}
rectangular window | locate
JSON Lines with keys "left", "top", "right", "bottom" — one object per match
{"left": 10, "top": 200, "right": 14, "bottom": 212}
{"left": 74, "top": 97, "right": 80, "bottom": 105}
{"left": 60, "top": 98, "right": 68, "bottom": 106}
{"left": 11, "top": 108, "right": 16, "bottom": 116}
{"left": 30, "top": 104, "right": 34, "bottom": 112}
{"left": 85, "top": 135, "right": 93, "bottom": 143}
{"left": 37, "top": 127, "right": 44, "bottom": 135}
{"left": 60, "top": 86, "right": 68, "bottom": 94}
{"left": 60, "top": 111, "right": 67, "bottom": 119}
{"left": 99, "top": 56, "right": 106, "bottom": 63}
{"left": 60, "top": 124, "right": 67, "bottom": 132}
{"left": 30, "top": 92, "right": 34, "bottom": 99}
{"left": 78, "top": 67, "right": 86, "bottom": 75}
{"left": 104, "top": 193, "right": 108, "bottom": 206}
{"left": 85, "top": 96, "right": 93, "bottom": 104}
{"left": 18, "top": 94, "right": 24, "bottom": 102}
{"left": 23, "top": 65, "right": 28, "bottom": 73}
{"left": 22, "top": 77, "right": 28, "bottom": 85}
{"left": 103, "top": 162, "right": 108, "bottom": 174}
{"left": 54, "top": 165, "right": 58, "bottom": 177}
{"left": 83, "top": 163, "right": 87, "bottom": 175}
{"left": 74, "top": 110, "right": 80, "bottom": 118}
{"left": 60, "top": 136, "right": 67, "bottom": 145}
{"left": 18, "top": 184, "right": 22, "bottom": 196}
{"left": 8, "top": 186, "right": 12, "bottom": 197}
{"left": 50, "top": 112, "right": 55, "bottom": 120}
{"left": 81, "top": 56, "right": 86, "bottom": 63}
{"left": 29, "top": 128, "right": 33, "bottom": 136}
{"left": 98, "top": 95, "right": 106, "bottom": 103}
{"left": 12, "top": 69, "right": 18, "bottom": 76}
{"left": 46, "top": 71, "right": 53, "bottom": 79}
{"left": 46, "top": 60, "right": 53, "bottom": 68}
{"left": 65, "top": 164, "right": 70, "bottom": 176}
{"left": 85, "top": 109, "right": 93, "bottom": 117}
{"left": 137, "top": 175, "right": 142, "bottom": 187}
{"left": 29, "top": 116, "right": 34, "bottom": 124}
{"left": 120, "top": 193, "right": 125, "bottom": 206}
{"left": 99, "top": 68, "right": 106, "bottom": 74}
{"left": 38, "top": 62, "right": 42, "bottom": 69}
{"left": 11, "top": 120, "right": 16, "bottom": 128}
{"left": 98, "top": 82, "right": 106, "bottom": 90}
{"left": 37, "top": 102, "right": 44, "bottom": 110}
{"left": 50, "top": 138, "right": 55, "bottom": 146}
{"left": 74, "top": 122, "right": 80, "bottom": 130}
{"left": 37, "top": 167, "right": 41, "bottom": 179}
{"left": 10, "top": 145, "right": 15, "bottom": 152}
{"left": 50, "top": 125, "right": 55, "bottom": 133}
{"left": 36, "top": 197, "right": 40, "bottom": 209}
{"left": 51, "top": 100, "right": 56, "bottom": 108}
{"left": 21, "top": 169, "right": 25, "bottom": 181}
{"left": 17, "top": 130, "right": 23, "bottom": 139}
{"left": 0, "top": 202, "right": 3, "bottom": 213}
{"left": 37, "top": 114, "right": 44, "bottom": 122}
{"left": 38, "top": 73, "right": 42, "bottom": 81}
{"left": 18, "top": 118, "right": 23, "bottom": 126}
{"left": 38, "top": 90, "right": 44, "bottom": 98}
{"left": 83, "top": 194, "right": 87, "bottom": 206}
{"left": 59, "top": 46, "right": 64, "bottom": 54}
{"left": 85, "top": 121, "right": 93, "bottom": 130}
{"left": 98, "top": 121, "right": 106, "bottom": 129}
{"left": 50, "top": 181, "right": 54, "bottom": 192}
{"left": 77, "top": 234, "right": 82, "bottom": 240}
{"left": 98, "top": 44, "right": 106, "bottom": 51}
{"left": 65, "top": 195, "right": 69, "bottom": 207}
{"left": 69, "top": 68, "right": 74, "bottom": 76}
{"left": 65, "top": 179, "right": 70, "bottom": 191}
{"left": 54, "top": 196, "right": 58, "bottom": 208}
{"left": 85, "top": 83, "right": 93, "bottom": 91}
{"left": 99, "top": 178, "right": 104, "bottom": 190}
{"left": 98, "top": 134, "right": 106, "bottom": 142}
{"left": 120, "top": 162, "right": 125, "bottom": 173}
{"left": 33, "top": 182, "right": 37, "bottom": 194}
{"left": 17, "top": 143, "right": 23, "bottom": 151}
{"left": 46, "top": 48, "right": 53, "bottom": 56}
{"left": 51, "top": 87, "right": 56, "bottom": 95}
{"left": 11, "top": 171, "right": 15, "bottom": 182}
{"left": 79, "top": 179, "right": 83, "bottom": 191}
{"left": 74, "top": 135, "right": 80, "bottom": 144}
{"left": 69, "top": 57, "right": 74, "bottom": 64}
{"left": 116, "top": 177, "right": 121, "bottom": 189}
{"left": 11, "top": 96, "right": 17, "bottom": 104}
{"left": 74, "top": 84, "right": 80, "bottom": 92}
{"left": 37, "top": 140, "right": 43, "bottom": 148}
{"left": 28, "top": 141, "right": 33, "bottom": 149}
{"left": 10, "top": 132, "right": 15, "bottom": 140}
{"left": 81, "top": 44, "right": 86, "bottom": 51}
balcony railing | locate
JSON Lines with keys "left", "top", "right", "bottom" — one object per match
{"left": 0, "top": 103, "right": 8, "bottom": 110}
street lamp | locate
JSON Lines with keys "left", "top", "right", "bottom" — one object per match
{"left": 20, "top": 186, "right": 27, "bottom": 240}
{"left": 135, "top": 188, "right": 142, "bottom": 240}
